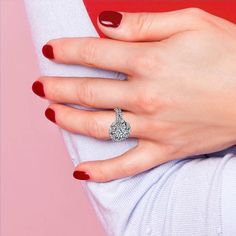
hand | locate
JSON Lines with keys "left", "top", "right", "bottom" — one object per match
{"left": 32, "top": 8, "right": 236, "bottom": 182}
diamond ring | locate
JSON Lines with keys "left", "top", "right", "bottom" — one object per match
{"left": 109, "top": 107, "right": 131, "bottom": 142}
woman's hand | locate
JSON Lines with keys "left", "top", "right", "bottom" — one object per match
{"left": 32, "top": 8, "right": 236, "bottom": 182}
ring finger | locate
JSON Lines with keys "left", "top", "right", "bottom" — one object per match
{"left": 46, "top": 103, "right": 150, "bottom": 140}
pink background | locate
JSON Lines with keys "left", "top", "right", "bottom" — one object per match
{"left": 1, "top": 1, "right": 106, "bottom": 236}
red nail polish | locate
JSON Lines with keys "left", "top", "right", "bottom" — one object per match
{"left": 42, "top": 44, "right": 54, "bottom": 59}
{"left": 73, "top": 171, "right": 90, "bottom": 180}
{"left": 32, "top": 81, "right": 45, "bottom": 97}
{"left": 45, "top": 108, "right": 56, "bottom": 123}
{"left": 99, "top": 11, "right": 122, "bottom": 28}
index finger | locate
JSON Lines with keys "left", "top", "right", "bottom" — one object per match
{"left": 42, "top": 37, "right": 138, "bottom": 75}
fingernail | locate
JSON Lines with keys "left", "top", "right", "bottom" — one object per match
{"left": 73, "top": 171, "right": 90, "bottom": 180}
{"left": 42, "top": 44, "right": 54, "bottom": 59}
{"left": 32, "top": 81, "right": 45, "bottom": 97}
{"left": 45, "top": 108, "right": 56, "bottom": 123}
{"left": 99, "top": 11, "right": 122, "bottom": 28}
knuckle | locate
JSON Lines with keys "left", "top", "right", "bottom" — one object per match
{"left": 135, "top": 13, "right": 153, "bottom": 37}
{"left": 119, "top": 160, "right": 137, "bottom": 176}
{"left": 85, "top": 117, "right": 104, "bottom": 139}
{"left": 136, "top": 91, "right": 159, "bottom": 114}
{"left": 185, "top": 7, "right": 207, "bottom": 19}
{"left": 80, "top": 40, "right": 98, "bottom": 66}
{"left": 98, "top": 162, "right": 115, "bottom": 182}
{"left": 178, "top": 7, "right": 209, "bottom": 29}
{"left": 76, "top": 80, "right": 95, "bottom": 106}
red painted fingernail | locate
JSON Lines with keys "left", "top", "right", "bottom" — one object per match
{"left": 99, "top": 11, "right": 122, "bottom": 28}
{"left": 73, "top": 171, "right": 90, "bottom": 180}
{"left": 45, "top": 108, "right": 56, "bottom": 123}
{"left": 42, "top": 44, "right": 54, "bottom": 59}
{"left": 32, "top": 81, "right": 45, "bottom": 97}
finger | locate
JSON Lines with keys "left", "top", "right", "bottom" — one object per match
{"left": 45, "top": 103, "right": 150, "bottom": 140}
{"left": 42, "top": 36, "right": 139, "bottom": 75}
{"left": 97, "top": 8, "right": 209, "bottom": 42}
{"left": 73, "top": 139, "right": 168, "bottom": 182}
{"left": 35, "top": 76, "right": 135, "bottom": 111}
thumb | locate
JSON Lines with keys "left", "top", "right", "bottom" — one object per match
{"left": 72, "top": 140, "right": 169, "bottom": 183}
{"left": 97, "top": 8, "right": 208, "bottom": 41}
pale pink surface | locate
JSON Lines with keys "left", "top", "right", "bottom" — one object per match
{"left": 0, "top": 1, "right": 106, "bottom": 236}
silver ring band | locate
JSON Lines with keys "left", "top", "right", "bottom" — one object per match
{"left": 109, "top": 107, "right": 131, "bottom": 142}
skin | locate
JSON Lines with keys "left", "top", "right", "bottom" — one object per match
{"left": 34, "top": 8, "right": 236, "bottom": 182}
